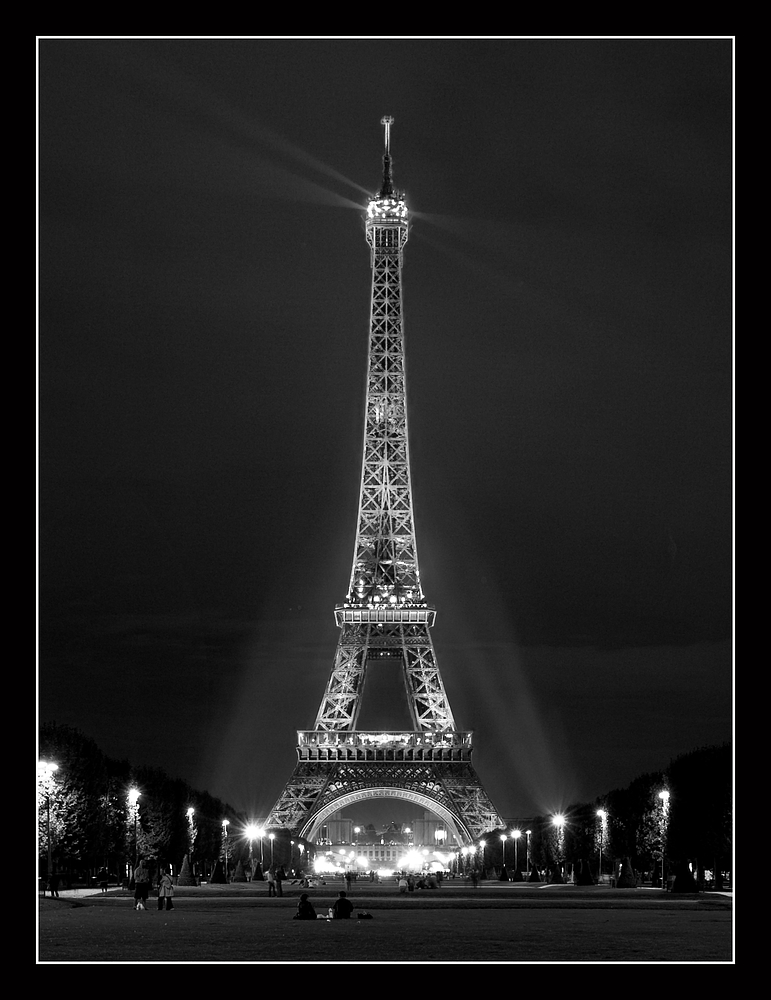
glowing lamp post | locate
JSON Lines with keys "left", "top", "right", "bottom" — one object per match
{"left": 597, "top": 810, "right": 607, "bottom": 885}
{"left": 512, "top": 829, "right": 521, "bottom": 877}
{"left": 38, "top": 762, "right": 59, "bottom": 890}
{"left": 245, "top": 824, "right": 259, "bottom": 877}
{"left": 659, "top": 790, "right": 670, "bottom": 889}
{"left": 479, "top": 840, "right": 486, "bottom": 874}
{"left": 552, "top": 814, "right": 565, "bottom": 880}
{"left": 185, "top": 807, "right": 195, "bottom": 876}
{"left": 222, "top": 819, "right": 230, "bottom": 880}
{"left": 129, "top": 788, "right": 140, "bottom": 870}
{"left": 269, "top": 833, "right": 275, "bottom": 868}
{"left": 525, "top": 830, "right": 532, "bottom": 878}
{"left": 500, "top": 834, "right": 508, "bottom": 877}
{"left": 257, "top": 827, "right": 265, "bottom": 866}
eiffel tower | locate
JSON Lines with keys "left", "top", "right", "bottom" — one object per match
{"left": 264, "top": 117, "right": 504, "bottom": 845}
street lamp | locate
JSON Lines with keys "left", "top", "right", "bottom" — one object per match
{"left": 597, "top": 810, "right": 607, "bottom": 885}
{"left": 222, "top": 819, "right": 230, "bottom": 880}
{"left": 525, "top": 830, "right": 532, "bottom": 879}
{"left": 186, "top": 807, "right": 195, "bottom": 877}
{"left": 479, "top": 840, "right": 486, "bottom": 873}
{"left": 500, "top": 834, "right": 507, "bottom": 875}
{"left": 129, "top": 788, "right": 140, "bottom": 871}
{"left": 245, "top": 824, "right": 259, "bottom": 877}
{"left": 257, "top": 826, "right": 265, "bottom": 866}
{"left": 354, "top": 826, "right": 360, "bottom": 847}
{"left": 512, "top": 829, "right": 521, "bottom": 877}
{"left": 269, "top": 832, "right": 275, "bottom": 867}
{"left": 659, "top": 790, "right": 670, "bottom": 889}
{"left": 552, "top": 815, "right": 566, "bottom": 881}
{"left": 38, "top": 762, "right": 59, "bottom": 891}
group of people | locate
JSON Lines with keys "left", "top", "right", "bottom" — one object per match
{"left": 132, "top": 861, "right": 174, "bottom": 911}
{"left": 293, "top": 891, "right": 353, "bottom": 920}
{"left": 130, "top": 859, "right": 361, "bottom": 922}
{"left": 397, "top": 872, "right": 441, "bottom": 892}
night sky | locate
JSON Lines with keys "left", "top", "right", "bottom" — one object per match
{"left": 38, "top": 38, "right": 733, "bottom": 827}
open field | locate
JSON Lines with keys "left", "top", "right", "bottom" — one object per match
{"left": 38, "top": 883, "right": 733, "bottom": 963}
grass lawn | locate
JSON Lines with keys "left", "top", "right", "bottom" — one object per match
{"left": 38, "top": 888, "right": 732, "bottom": 963}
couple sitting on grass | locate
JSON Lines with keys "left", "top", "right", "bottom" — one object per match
{"left": 294, "top": 890, "right": 354, "bottom": 920}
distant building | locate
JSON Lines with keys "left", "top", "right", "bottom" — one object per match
{"left": 314, "top": 812, "right": 455, "bottom": 873}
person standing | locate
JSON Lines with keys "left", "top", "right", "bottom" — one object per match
{"left": 266, "top": 866, "right": 277, "bottom": 897}
{"left": 157, "top": 869, "right": 174, "bottom": 911}
{"left": 134, "top": 860, "right": 151, "bottom": 910}
{"left": 48, "top": 870, "right": 60, "bottom": 899}
{"left": 275, "top": 866, "right": 284, "bottom": 897}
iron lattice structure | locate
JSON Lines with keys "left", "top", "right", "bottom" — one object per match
{"left": 265, "top": 118, "right": 503, "bottom": 845}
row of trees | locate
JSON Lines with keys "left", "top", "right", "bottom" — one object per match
{"left": 478, "top": 744, "right": 732, "bottom": 888}
{"left": 39, "top": 724, "right": 731, "bottom": 889}
{"left": 37, "top": 723, "right": 305, "bottom": 881}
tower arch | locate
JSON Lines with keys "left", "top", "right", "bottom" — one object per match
{"left": 299, "top": 786, "right": 472, "bottom": 845}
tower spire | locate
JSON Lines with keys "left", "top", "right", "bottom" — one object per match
{"left": 380, "top": 114, "right": 395, "bottom": 197}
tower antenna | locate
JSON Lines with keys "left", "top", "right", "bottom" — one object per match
{"left": 380, "top": 115, "right": 395, "bottom": 197}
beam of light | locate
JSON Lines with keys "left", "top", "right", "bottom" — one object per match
{"left": 411, "top": 214, "right": 531, "bottom": 298}
{"left": 441, "top": 634, "right": 581, "bottom": 817}
{"left": 89, "top": 43, "right": 368, "bottom": 210}
{"left": 420, "top": 505, "right": 580, "bottom": 816}
{"left": 413, "top": 208, "right": 691, "bottom": 337}
{"left": 411, "top": 210, "right": 602, "bottom": 343}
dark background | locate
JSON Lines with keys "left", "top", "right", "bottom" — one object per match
{"left": 39, "top": 38, "right": 732, "bottom": 825}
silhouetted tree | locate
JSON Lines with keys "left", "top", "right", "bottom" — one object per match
{"left": 616, "top": 857, "right": 637, "bottom": 887}
{"left": 39, "top": 723, "right": 242, "bottom": 880}
{"left": 178, "top": 855, "right": 197, "bottom": 886}
{"left": 666, "top": 744, "right": 732, "bottom": 887}
{"left": 39, "top": 724, "right": 111, "bottom": 872}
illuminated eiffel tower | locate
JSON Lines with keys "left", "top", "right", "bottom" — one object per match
{"left": 264, "top": 117, "right": 503, "bottom": 845}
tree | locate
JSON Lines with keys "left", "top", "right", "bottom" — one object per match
{"left": 39, "top": 724, "right": 111, "bottom": 872}
{"left": 616, "top": 857, "right": 637, "bottom": 888}
{"left": 38, "top": 723, "right": 244, "bottom": 880}
{"left": 606, "top": 770, "right": 666, "bottom": 875}
{"left": 666, "top": 744, "right": 732, "bottom": 887}
{"left": 178, "top": 855, "right": 197, "bottom": 886}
